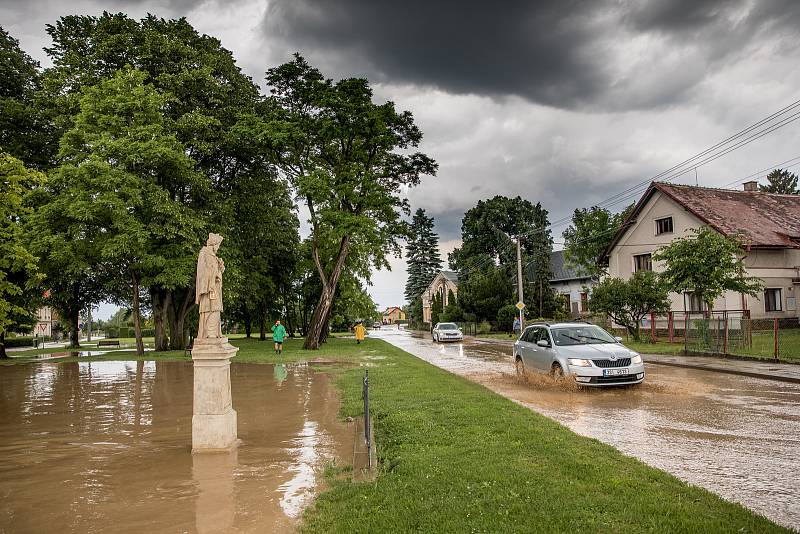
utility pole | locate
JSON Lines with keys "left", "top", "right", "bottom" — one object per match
{"left": 516, "top": 236, "right": 525, "bottom": 329}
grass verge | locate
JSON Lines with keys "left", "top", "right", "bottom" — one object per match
{"left": 0, "top": 336, "right": 786, "bottom": 532}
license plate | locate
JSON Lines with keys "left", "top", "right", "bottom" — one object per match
{"left": 603, "top": 368, "right": 628, "bottom": 377}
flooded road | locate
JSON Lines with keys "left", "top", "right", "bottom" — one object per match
{"left": 376, "top": 328, "right": 800, "bottom": 530}
{"left": 0, "top": 361, "right": 352, "bottom": 533}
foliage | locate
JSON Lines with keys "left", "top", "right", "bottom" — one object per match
{"left": 449, "top": 195, "right": 552, "bottom": 317}
{"left": 41, "top": 12, "right": 262, "bottom": 350}
{"left": 759, "top": 169, "right": 799, "bottom": 194}
{"left": 430, "top": 292, "right": 443, "bottom": 326}
{"left": 0, "top": 153, "right": 45, "bottom": 357}
{"left": 36, "top": 68, "right": 205, "bottom": 354}
{"left": 496, "top": 304, "right": 518, "bottom": 332}
{"left": 476, "top": 320, "right": 493, "bottom": 335}
{"left": 404, "top": 208, "right": 442, "bottom": 301}
{"left": 261, "top": 54, "right": 436, "bottom": 348}
{"left": 652, "top": 226, "right": 762, "bottom": 311}
{"left": 0, "top": 26, "right": 54, "bottom": 168}
{"left": 457, "top": 266, "right": 513, "bottom": 322}
{"left": 439, "top": 289, "right": 463, "bottom": 322}
{"left": 589, "top": 271, "right": 670, "bottom": 340}
{"left": 563, "top": 205, "right": 633, "bottom": 277}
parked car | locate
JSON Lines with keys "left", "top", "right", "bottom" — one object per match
{"left": 372, "top": 321, "right": 382, "bottom": 329}
{"left": 432, "top": 322, "right": 464, "bottom": 342}
{"left": 513, "top": 322, "right": 644, "bottom": 387}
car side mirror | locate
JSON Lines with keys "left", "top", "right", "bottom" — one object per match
{"left": 536, "top": 339, "right": 550, "bottom": 347}
{"left": 614, "top": 336, "right": 623, "bottom": 342}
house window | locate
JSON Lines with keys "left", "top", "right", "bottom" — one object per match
{"left": 655, "top": 216, "right": 673, "bottom": 235}
{"left": 580, "top": 292, "right": 588, "bottom": 312}
{"left": 765, "top": 288, "right": 782, "bottom": 312}
{"left": 686, "top": 292, "right": 705, "bottom": 312}
{"left": 633, "top": 253, "right": 652, "bottom": 272}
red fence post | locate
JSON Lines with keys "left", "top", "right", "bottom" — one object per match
{"left": 773, "top": 318, "right": 779, "bottom": 360}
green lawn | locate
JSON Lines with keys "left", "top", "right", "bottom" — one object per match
{"left": 0, "top": 337, "right": 784, "bottom": 532}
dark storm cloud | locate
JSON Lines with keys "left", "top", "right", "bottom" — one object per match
{"left": 262, "top": 0, "right": 800, "bottom": 110}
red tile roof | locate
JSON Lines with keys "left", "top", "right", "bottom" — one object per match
{"left": 604, "top": 182, "right": 800, "bottom": 258}
{"left": 655, "top": 183, "right": 800, "bottom": 247}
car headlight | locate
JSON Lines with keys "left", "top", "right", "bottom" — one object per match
{"left": 568, "top": 358, "right": 592, "bottom": 367}
{"left": 631, "top": 354, "right": 642, "bottom": 364}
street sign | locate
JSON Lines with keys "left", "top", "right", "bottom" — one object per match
{"left": 515, "top": 301, "right": 525, "bottom": 310}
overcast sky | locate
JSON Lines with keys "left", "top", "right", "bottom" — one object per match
{"left": 4, "top": 0, "right": 800, "bottom": 315}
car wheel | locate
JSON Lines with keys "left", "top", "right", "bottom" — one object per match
{"left": 551, "top": 363, "right": 565, "bottom": 380}
{"left": 515, "top": 357, "right": 525, "bottom": 379}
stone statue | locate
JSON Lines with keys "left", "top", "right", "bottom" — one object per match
{"left": 196, "top": 233, "right": 225, "bottom": 340}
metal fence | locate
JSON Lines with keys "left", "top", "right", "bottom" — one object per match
{"left": 683, "top": 313, "right": 800, "bottom": 361}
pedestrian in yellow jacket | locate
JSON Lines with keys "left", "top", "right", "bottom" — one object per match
{"left": 354, "top": 322, "right": 367, "bottom": 344}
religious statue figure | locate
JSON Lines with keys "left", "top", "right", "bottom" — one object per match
{"left": 196, "top": 233, "right": 225, "bottom": 340}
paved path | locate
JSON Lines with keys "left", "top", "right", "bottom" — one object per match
{"left": 474, "top": 336, "right": 800, "bottom": 384}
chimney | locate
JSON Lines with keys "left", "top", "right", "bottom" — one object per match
{"left": 743, "top": 181, "right": 758, "bottom": 192}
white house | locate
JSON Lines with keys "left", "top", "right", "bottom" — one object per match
{"left": 548, "top": 251, "right": 594, "bottom": 316}
{"left": 603, "top": 181, "right": 800, "bottom": 318}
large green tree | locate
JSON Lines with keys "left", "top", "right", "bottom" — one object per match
{"left": 35, "top": 68, "right": 205, "bottom": 355}
{"left": 0, "top": 153, "right": 44, "bottom": 358}
{"left": 42, "top": 13, "right": 260, "bottom": 349}
{"left": 562, "top": 205, "right": 633, "bottom": 277}
{"left": 0, "top": 27, "right": 54, "bottom": 168}
{"left": 458, "top": 266, "right": 513, "bottom": 323}
{"left": 450, "top": 195, "right": 552, "bottom": 316}
{"left": 589, "top": 271, "right": 670, "bottom": 341}
{"left": 260, "top": 55, "right": 437, "bottom": 349}
{"left": 653, "top": 226, "right": 762, "bottom": 312}
{"left": 759, "top": 169, "right": 799, "bottom": 194}
{"left": 405, "top": 208, "right": 442, "bottom": 302}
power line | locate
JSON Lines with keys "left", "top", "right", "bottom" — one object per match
{"left": 449, "top": 98, "right": 800, "bottom": 282}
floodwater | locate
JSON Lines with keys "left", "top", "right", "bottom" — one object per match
{"left": 377, "top": 328, "right": 800, "bottom": 530}
{"left": 0, "top": 361, "right": 352, "bottom": 533}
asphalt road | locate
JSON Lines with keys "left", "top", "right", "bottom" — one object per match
{"left": 374, "top": 327, "right": 800, "bottom": 530}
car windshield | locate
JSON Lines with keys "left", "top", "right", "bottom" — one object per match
{"left": 551, "top": 325, "right": 616, "bottom": 346}
{"left": 438, "top": 323, "right": 459, "bottom": 330}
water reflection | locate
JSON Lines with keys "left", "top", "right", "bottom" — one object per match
{"left": 0, "top": 361, "right": 352, "bottom": 533}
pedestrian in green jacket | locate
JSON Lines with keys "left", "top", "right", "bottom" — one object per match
{"left": 272, "top": 320, "right": 287, "bottom": 354}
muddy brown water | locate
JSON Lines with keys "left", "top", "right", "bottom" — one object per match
{"left": 0, "top": 361, "right": 352, "bottom": 533}
{"left": 383, "top": 328, "right": 800, "bottom": 530}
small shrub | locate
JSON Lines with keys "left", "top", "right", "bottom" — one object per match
{"left": 477, "top": 321, "right": 492, "bottom": 335}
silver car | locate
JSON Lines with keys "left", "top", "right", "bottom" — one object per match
{"left": 432, "top": 322, "right": 464, "bottom": 342}
{"left": 513, "top": 322, "right": 645, "bottom": 387}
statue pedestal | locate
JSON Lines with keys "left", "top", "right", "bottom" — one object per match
{"left": 191, "top": 338, "right": 239, "bottom": 451}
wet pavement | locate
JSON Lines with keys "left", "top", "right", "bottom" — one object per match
{"left": 0, "top": 361, "right": 352, "bottom": 533}
{"left": 376, "top": 328, "right": 800, "bottom": 530}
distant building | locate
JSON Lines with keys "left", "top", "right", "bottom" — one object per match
{"left": 422, "top": 270, "right": 459, "bottom": 323}
{"left": 547, "top": 251, "right": 594, "bottom": 316}
{"left": 382, "top": 306, "right": 406, "bottom": 324}
{"left": 32, "top": 306, "right": 58, "bottom": 337}
{"left": 603, "top": 181, "right": 800, "bottom": 318}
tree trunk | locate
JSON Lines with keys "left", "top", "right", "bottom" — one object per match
{"left": 244, "top": 314, "right": 252, "bottom": 338}
{"left": 304, "top": 236, "right": 351, "bottom": 350}
{"left": 0, "top": 331, "right": 6, "bottom": 359}
{"left": 131, "top": 274, "right": 145, "bottom": 357}
{"left": 319, "top": 315, "right": 330, "bottom": 345}
{"left": 283, "top": 286, "right": 295, "bottom": 338}
{"left": 70, "top": 307, "right": 80, "bottom": 349}
{"left": 259, "top": 310, "right": 266, "bottom": 341}
{"left": 151, "top": 287, "right": 169, "bottom": 351}
{"left": 166, "top": 287, "right": 194, "bottom": 350}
